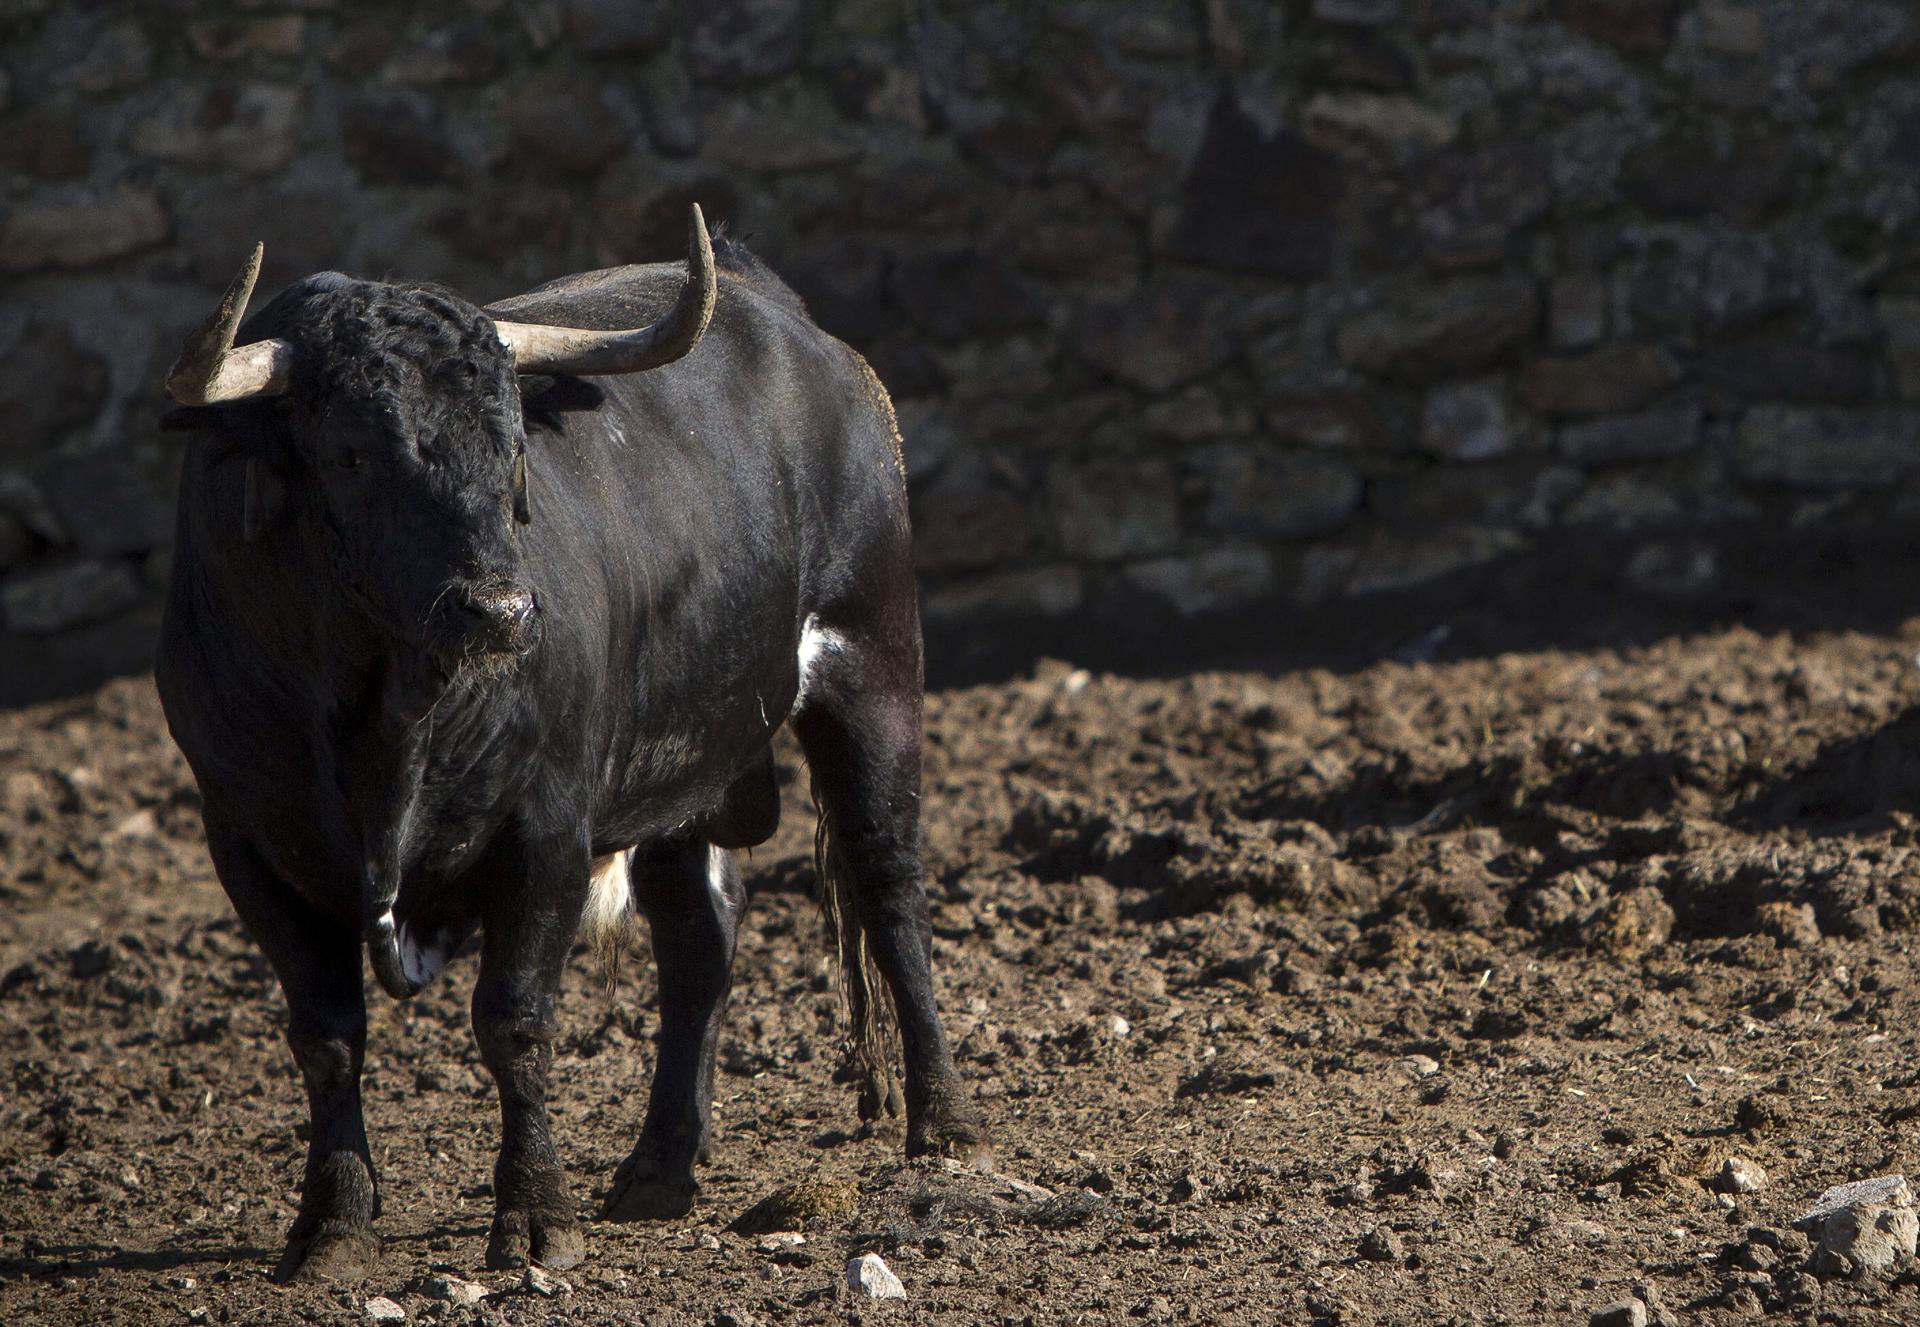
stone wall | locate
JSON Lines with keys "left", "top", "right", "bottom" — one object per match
{"left": 4, "top": 0, "right": 1919, "bottom": 641}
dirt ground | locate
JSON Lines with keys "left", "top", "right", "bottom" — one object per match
{"left": 8, "top": 604, "right": 1920, "bottom": 1324}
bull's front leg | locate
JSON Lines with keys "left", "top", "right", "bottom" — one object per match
{"left": 472, "top": 828, "right": 590, "bottom": 1270}
{"left": 204, "top": 818, "right": 381, "bottom": 1282}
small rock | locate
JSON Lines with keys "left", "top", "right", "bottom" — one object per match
{"left": 1401, "top": 1054, "right": 1441, "bottom": 1079}
{"left": 1754, "top": 901, "right": 1820, "bottom": 950}
{"left": 1796, "top": 1175, "right": 1918, "bottom": 1280}
{"left": 523, "top": 1266, "right": 571, "bottom": 1297}
{"left": 846, "top": 1252, "right": 906, "bottom": 1300}
{"left": 1796, "top": 1176, "right": 1913, "bottom": 1228}
{"left": 421, "top": 1275, "right": 488, "bottom": 1308}
{"left": 1358, "top": 1227, "right": 1404, "bottom": 1262}
{"left": 1589, "top": 1299, "right": 1647, "bottom": 1327}
{"left": 1110, "top": 1016, "right": 1132, "bottom": 1037}
{"left": 364, "top": 1297, "right": 407, "bottom": 1323}
{"left": 1718, "top": 1158, "right": 1768, "bottom": 1195}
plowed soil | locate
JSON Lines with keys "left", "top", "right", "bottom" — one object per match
{"left": 8, "top": 620, "right": 1920, "bottom": 1325}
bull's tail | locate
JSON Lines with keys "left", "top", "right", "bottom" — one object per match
{"left": 812, "top": 786, "right": 902, "bottom": 1121}
{"left": 580, "top": 848, "right": 637, "bottom": 991}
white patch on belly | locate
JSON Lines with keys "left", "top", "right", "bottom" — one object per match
{"left": 791, "top": 614, "right": 846, "bottom": 717}
{"left": 582, "top": 848, "right": 635, "bottom": 949}
{"left": 397, "top": 921, "right": 451, "bottom": 988}
{"left": 707, "top": 843, "right": 733, "bottom": 914}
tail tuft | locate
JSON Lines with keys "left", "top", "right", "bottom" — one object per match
{"left": 812, "top": 782, "right": 900, "bottom": 1121}
{"left": 581, "top": 848, "right": 637, "bottom": 991}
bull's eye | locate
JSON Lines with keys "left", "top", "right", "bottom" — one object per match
{"left": 333, "top": 445, "right": 360, "bottom": 471}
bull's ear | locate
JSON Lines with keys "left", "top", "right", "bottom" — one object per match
{"left": 512, "top": 448, "right": 531, "bottom": 525}
{"left": 242, "top": 457, "right": 286, "bottom": 541}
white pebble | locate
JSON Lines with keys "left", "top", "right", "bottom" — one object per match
{"left": 364, "top": 1297, "right": 407, "bottom": 1323}
{"left": 422, "top": 1275, "right": 488, "bottom": 1308}
{"left": 846, "top": 1252, "right": 906, "bottom": 1300}
{"left": 1719, "top": 1157, "right": 1767, "bottom": 1194}
{"left": 1110, "top": 1016, "right": 1132, "bottom": 1037}
{"left": 523, "top": 1266, "right": 571, "bottom": 1297}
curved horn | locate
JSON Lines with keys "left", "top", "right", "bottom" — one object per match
{"left": 493, "top": 203, "right": 717, "bottom": 376}
{"left": 166, "top": 242, "right": 295, "bottom": 405}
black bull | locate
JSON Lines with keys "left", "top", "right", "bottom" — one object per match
{"left": 154, "top": 209, "right": 989, "bottom": 1281}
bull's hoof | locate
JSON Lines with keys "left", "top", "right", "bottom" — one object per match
{"left": 907, "top": 1104, "right": 995, "bottom": 1170}
{"left": 601, "top": 1150, "right": 698, "bottom": 1222}
{"left": 274, "top": 1226, "right": 381, "bottom": 1283}
{"left": 486, "top": 1208, "right": 585, "bottom": 1271}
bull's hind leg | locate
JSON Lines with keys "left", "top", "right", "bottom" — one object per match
{"left": 602, "top": 837, "right": 744, "bottom": 1221}
{"left": 473, "top": 829, "right": 591, "bottom": 1270}
{"left": 793, "top": 628, "right": 991, "bottom": 1164}
{"left": 204, "top": 818, "right": 380, "bottom": 1283}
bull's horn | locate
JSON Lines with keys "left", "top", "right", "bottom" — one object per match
{"left": 166, "top": 242, "right": 295, "bottom": 405}
{"left": 493, "top": 203, "right": 717, "bottom": 376}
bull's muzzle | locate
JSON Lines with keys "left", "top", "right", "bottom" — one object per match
{"left": 440, "top": 582, "right": 538, "bottom": 658}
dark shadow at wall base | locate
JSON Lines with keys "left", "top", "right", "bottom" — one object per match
{"left": 3, "top": 517, "right": 1915, "bottom": 710}
{"left": 0, "top": 601, "right": 164, "bottom": 709}
{"left": 922, "top": 517, "right": 1920, "bottom": 690}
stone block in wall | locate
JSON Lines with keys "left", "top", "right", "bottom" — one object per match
{"left": 1264, "top": 390, "right": 1395, "bottom": 452}
{"left": 0, "top": 324, "right": 108, "bottom": 457}
{"left": 175, "top": 184, "right": 350, "bottom": 290}
{"left": 1069, "top": 276, "right": 1238, "bottom": 393}
{"left": 434, "top": 184, "right": 573, "bottom": 265}
{"left": 130, "top": 84, "right": 302, "bottom": 175}
{"left": 1553, "top": 0, "right": 1679, "bottom": 53}
{"left": 1342, "top": 524, "right": 1527, "bottom": 596}
{"left": 1622, "top": 235, "right": 1790, "bottom": 341}
{"left": 705, "top": 91, "right": 863, "bottom": 173}
{"left": 0, "top": 186, "right": 168, "bottom": 273}
{"left": 0, "top": 102, "right": 90, "bottom": 180}
{"left": 1522, "top": 344, "right": 1674, "bottom": 417}
{"left": 889, "top": 249, "right": 1049, "bottom": 345}
{"left": 1411, "top": 142, "right": 1552, "bottom": 268}
{"left": 593, "top": 163, "right": 743, "bottom": 269}
{"left": 1187, "top": 445, "right": 1363, "bottom": 539}
{"left": 62, "top": 21, "right": 154, "bottom": 96}
{"left": 1548, "top": 273, "right": 1607, "bottom": 350}
{"left": 1164, "top": 93, "right": 1343, "bottom": 281}
{"left": 187, "top": 17, "right": 306, "bottom": 60}
{"left": 1555, "top": 405, "right": 1701, "bottom": 465}
{"left": 1123, "top": 544, "right": 1275, "bottom": 615}
{"left": 564, "top": 0, "right": 674, "bottom": 55}
{"left": 1335, "top": 276, "right": 1538, "bottom": 382}
{"left": 1878, "top": 297, "right": 1920, "bottom": 399}
{"left": 38, "top": 455, "right": 174, "bottom": 560}
{"left": 1047, "top": 458, "right": 1181, "bottom": 561}
{"left": 911, "top": 459, "right": 1035, "bottom": 571}
{"left": 382, "top": 22, "right": 507, "bottom": 86}
{"left": 686, "top": 0, "right": 812, "bottom": 87}
{"left": 1300, "top": 91, "right": 1459, "bottom": 158}
{"left": 0, "top": 559, "right": 142, "bottom": 636}
{"left": 1734, "top": 406, "right": 1920, "bottom": 487}
{"left": 1141, "top": 386, "right": 1259, "bottom": 442}
{"left": 505, "top": 81, "right": 629, "bottom": 178}
{"left": 342, "top": 95, "right": 461, "bottom": 185}
{"left": 1620, "top": 131, "right": 1797, "bottom": 225}
{"left": 1313, "top": 0, "right": 1404, "bottom": 25}
{"left": 1419, "top": 377, "right": 1522, "bottom": 460}
{"left": 921, "top": 565, "right": 1085, "bottom": 623}
{"left": 1372, "top": 460, "right": 1584, "bottom": 530}
{"left": 0, "top": 511, "right": 31, "bottom": 576}
{"left": 1696, "top": 337, "right": 1871, "bottom": 406}
{"left": 1694, "top": 0, "right": 1766, "bottom": 57}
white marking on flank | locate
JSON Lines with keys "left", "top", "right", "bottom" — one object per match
{"left": 791, "top": 614, "right": 846, "bottom": 718}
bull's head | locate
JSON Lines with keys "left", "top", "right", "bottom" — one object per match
{"left": 166, "top": 205, "right": 716, "bottom": 673}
